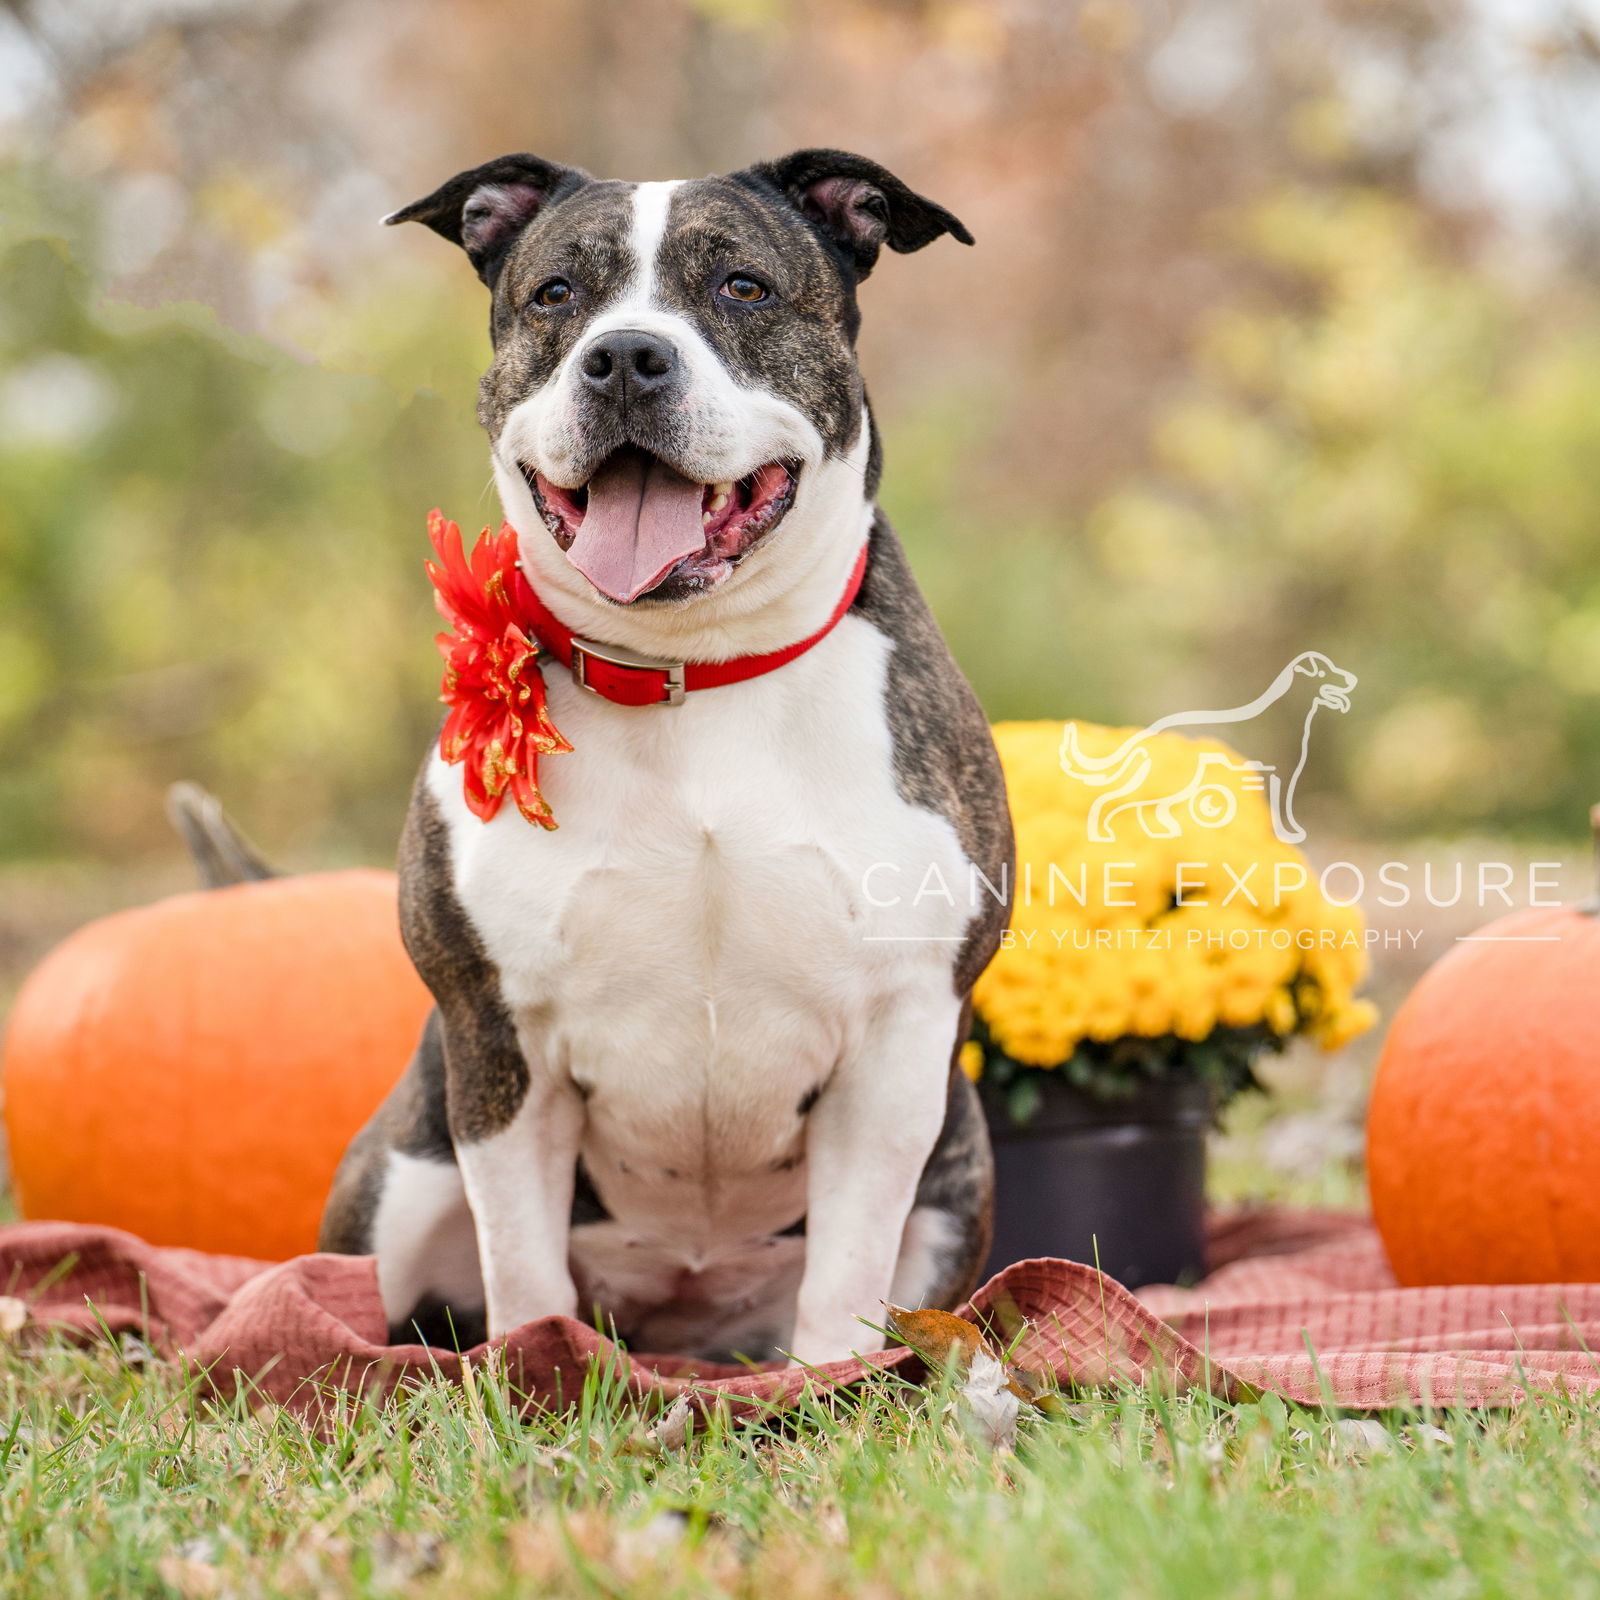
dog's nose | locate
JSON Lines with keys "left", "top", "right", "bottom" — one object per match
{"left": 580, "top": 330, "right": 680, "bottom": 404}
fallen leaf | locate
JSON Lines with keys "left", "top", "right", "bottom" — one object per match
{"left": 643, "top": 1395, "right": 694, "bottom": 1454}
{"left": 1331, "top": 1418, "right": 1394, "bottom": 1459}
{"left": 885, "top": 1303, "right": 1059, "bottom": 1410}
{"left": 883, "top": 1305, "right": 989, "bottom": 1369}
{"left": 119, "top": 1331, "right": 154, "bottom": 1367}
{"left": 955, "top": 1347, "right": 1020, "bottom": 1453}
{"left": 1004, "top": 1360, "right": 1073, "bottom": 1413}
{"left": 885, "top": 1307, "right": 1023, "bottom": 1451}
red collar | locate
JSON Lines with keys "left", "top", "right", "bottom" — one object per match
{"left": 519, "top": 539, "right": 869, "bottom": 708}
{"left": 425, "top": 511, "right": 868, "bottom": 830}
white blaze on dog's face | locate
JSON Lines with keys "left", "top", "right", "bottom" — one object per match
{"left": 386, "top": 152, "right": 972, "bottom": 609}
{"left": 492, "top": 177, "right": 825, "bottom": 608}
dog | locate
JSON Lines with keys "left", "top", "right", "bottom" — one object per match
{"left": 319, "top": 149, "right": 1013, "bottom": 1367}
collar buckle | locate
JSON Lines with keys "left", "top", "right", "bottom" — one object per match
{"left": 570, "top": 636, "right": 687, "bottom": 707}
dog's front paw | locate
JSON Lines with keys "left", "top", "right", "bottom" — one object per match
{"left": 787, "top": 1315, "right": 883, "bottom": 1370}
{"left": 486, "top": 1277, "right": 579, "bottom": 1338}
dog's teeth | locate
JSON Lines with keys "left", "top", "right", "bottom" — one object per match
{"left": 712, "top": 481, "right": 733, "bottom": 497}
{"left": 702, "top": 512, "right": 712, "bottom": 525}
{"left": 709, "top": 493, "right": 728, "bottom": 514}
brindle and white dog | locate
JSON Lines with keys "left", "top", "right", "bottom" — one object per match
{"left": 320, "top": 149, "right": 1013, "bottom": 1367}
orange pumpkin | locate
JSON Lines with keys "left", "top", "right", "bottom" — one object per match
{"left": 2, "top": 869, "right": 431, "bottom": 1260}
{"left": 1368, "top": 895, "right": 1600, "bottom": 1286}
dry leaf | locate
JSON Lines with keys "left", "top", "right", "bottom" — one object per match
{"left": 644, "top": 1395, "right": 694, "bottom": 1453}
{"left": 884, "top": 1303, "right": 1058, "bottom": 1410}
{"left": 119, "top": 1331, "right": 154, "bottom": 1366}
{"left": 1004, "top": 1360, "right": 1073, "bottom": 1413}
{"left": 955, "top": 1348, "right": 1020, "bottom": 1454}
{"left": 883, "top": 1305, "right": 988, "bottom": 1369}
{"left": 886, "top": 1306, "right": 1023, "bottom": 1453}
{"left": 1332, "top": 1419, "right": 1394, "bottom": 1459}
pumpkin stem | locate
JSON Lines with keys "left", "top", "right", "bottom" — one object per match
{"left": 1581, "top": 802, "right": 1600, "bottom": 916}
{"left": 166, "top": 782, "right": 278, "bottom": 889}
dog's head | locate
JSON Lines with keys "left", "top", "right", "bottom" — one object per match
{"left": 389, "top": 150, "right": 970, "bottom": 608}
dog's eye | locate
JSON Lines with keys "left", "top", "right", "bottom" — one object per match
{"left": 718, "top": 274, "right": 768, "bottom": 304}
{"left": 534, "top": 278, "right": 573, "bottom": 308}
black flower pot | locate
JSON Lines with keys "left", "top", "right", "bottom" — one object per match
{"left": 979, "top": 1073, "right": 1213, "bottom": 1289}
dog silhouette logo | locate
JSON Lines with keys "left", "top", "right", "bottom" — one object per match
{"left": 1059, "top": 650, "right": 1358, "bottom": 845}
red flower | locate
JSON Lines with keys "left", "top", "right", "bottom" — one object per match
{"left": 426, "top": 510, "right": 572, "bottom": 829}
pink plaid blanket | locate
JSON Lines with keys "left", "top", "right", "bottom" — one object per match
{"left": 3, "top": 1211, "right": 1596, "bottom": 1417}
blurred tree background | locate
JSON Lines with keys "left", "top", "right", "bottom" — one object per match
{"left": 2, "top": 0, "right": 1600, "bottom": 875}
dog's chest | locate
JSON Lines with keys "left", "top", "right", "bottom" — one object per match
{"left": 428, "top": 613, "right": 972, "bottom": 1237}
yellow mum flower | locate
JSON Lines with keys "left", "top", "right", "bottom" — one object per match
{"left": 971, "top": 720, "right": 1377, "bottom": 1087}
{"left": 959, "top": 1040, "right": 984, "bottom": 1082}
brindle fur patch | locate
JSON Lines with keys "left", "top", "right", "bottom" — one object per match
{"left": 476, "top": 180, "right": 638, "bottom": 439}
{"left": 909, "top": 1019, "right": 997, "bottom": 1307}
{"left": 853, "top": 512, "right": 1015, "bottom": 992}
{"left": 397, "top": 769, "right": 531, "bottom": 1142}
{"left": 319, "top": 1005, "right": 455, "bottom": 1251}
{"left": 319, "top": 763, "right": 533, "bottom": 1253}
{"left": 845, "top": 513, "right": 1009, "bottom": 1307}
{"left": 317, "top": 1119, "right": 388, "bottom": 1254}
{"left": 654, "top": 178, "right": 865, "bottom": 457}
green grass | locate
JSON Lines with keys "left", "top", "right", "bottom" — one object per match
{"left": 5, "top": 1332, "right": 1600, "bottom": 1599}
{"left": 0, "top": 1041, "right": 1579, "bottom": 1598}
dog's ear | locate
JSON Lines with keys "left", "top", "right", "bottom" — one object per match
{"left": 741, "top": 149, "right": 973, "bottom": 279}
{"left": 385, "top": 154, "right": 591, "bottom": 286}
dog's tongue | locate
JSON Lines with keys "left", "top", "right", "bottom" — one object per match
{"left": 564, "top": 452, "right": 706, "bottom": 603}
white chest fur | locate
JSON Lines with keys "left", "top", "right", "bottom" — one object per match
{"left": 426, "top": 610, "right": 974, "bottom": 1275}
